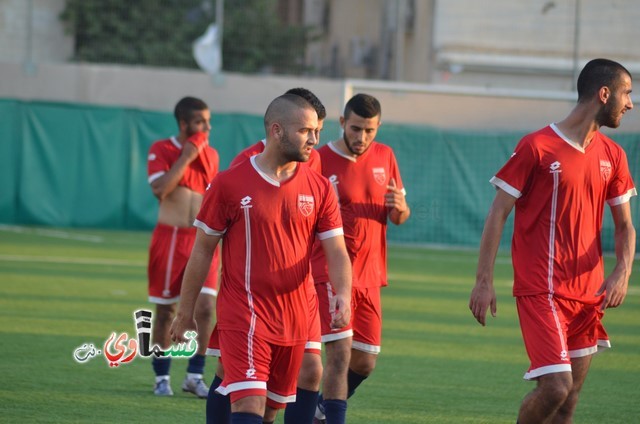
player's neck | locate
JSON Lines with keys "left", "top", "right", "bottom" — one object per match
{"left": 556, "top": 104, "right": 600, "bottom": 148}
{"left": 253, "top": 153, "right": 298, "bottom": 182}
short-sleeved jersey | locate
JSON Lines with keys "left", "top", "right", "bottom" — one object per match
{"left": 229, "top": 139, "right": 321, "bottom": 173}
{"left": 310, "top": 141, "right": 406, "bottom": 288}
{"left": 491, "top": 124, "right": 636, "bottom": 303}
{"left": 147, "top": 136, "right": 219, "bottom": 194}
{"left": 194, "top": 156, "right": 343, "bottom": 345}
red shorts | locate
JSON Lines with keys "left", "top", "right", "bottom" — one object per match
{"left": 148, "top": 223, "right": 219, "bottom": 303}
{"left": 214, "top": 330, "right": 305, "bottom": 409}
{"left": 516, "top": 294, "right": 610, "bottom": 380}
{"left": 316, "top": 282, "right": 381, "bottom": 354}
{"left": 305, "top": 280, "right": 321, "bottom": 355}
{"left": 207, "top": 282, "right": 321, "bottom": 357}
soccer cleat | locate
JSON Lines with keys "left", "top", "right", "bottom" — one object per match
{"left": 154, "top": 379, "right": 174, "bottom": 396}
{"left": 182, "top": 376, "right": 209, "bottom": 399}
{"left": 312, "top": 418, "right": 326, "bottom": 424}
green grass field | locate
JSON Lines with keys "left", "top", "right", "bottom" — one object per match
{"left": 0, "top": 225, "right": 638, "bottom": 423}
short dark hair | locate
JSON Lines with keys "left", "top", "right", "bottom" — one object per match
{"left": 285, "top": 87, "right": 326, "bottom": 120}
{"left": 344, "top": 93, "right": 381, "bottom": 119}
{"left": 264, "top": 93, "right": 315, "bottom": 131}
{"left": 174, "top": 96, "right": 208, "bottom": 125}
{"left": 577, "top": 58, "right": 632, "bottom": 102}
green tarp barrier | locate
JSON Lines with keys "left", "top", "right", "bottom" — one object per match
{"left": 2, "top": 99, "right": 639, "bottom": 251}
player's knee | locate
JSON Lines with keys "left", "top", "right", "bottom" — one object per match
{"left": 298, "top": 355, "right": 323, "bottom": 389}
{"left": 154, "top": 304, "right": 175, "bottom": 327}
{"left": 194, "top": 295, "right": 215, "bottom": 321}
{"left": 539, "top": 375, "right": 572, "bottom": 406}
{"left": 350, "top": 354, "right": 376, "bottom": 376}
{"left": 324, "top": 340, "right": 351, "bottom": 371}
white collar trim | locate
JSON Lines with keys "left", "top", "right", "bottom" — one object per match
{"left": 550, "top": 123, "right": 585, "bottom": 153}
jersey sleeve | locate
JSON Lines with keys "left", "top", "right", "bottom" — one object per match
{"left": 490, "top": 137, "right": 538, "bottom": 198}
{"left": 315, "top": 178, "right": 343, "bottom": 240}
{"left": 228, "top": 151, "right": 251, "bottom": 168}
{"left": 147, "top": 142, "right": 170, "bottom": 184}
{"left": 606, "top": 147, "right": 637, "bottom": 206}
{"left": 193, "top": 175, "right": 229, "bottom": 236}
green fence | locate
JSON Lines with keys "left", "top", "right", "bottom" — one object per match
{"left": 2, "top": 99, "right": 639, "bottom": 250}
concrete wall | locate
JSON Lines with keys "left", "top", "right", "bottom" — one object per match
{"left": 3, "top": 61, "right": 640, "bottom": 134}
{"left": 0, "top": 0, "right": 73, "bottom": 64}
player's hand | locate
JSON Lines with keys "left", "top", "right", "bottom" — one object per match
{"left": 385, "top": 178, "right": 407, "bottom": 212}
{"left": 183, "top": 132, "right": 209, "bottom": 161}
{"left": 169, "top": 314, "right": 197, "bottom": 343}
{"left": 330, "top": 293, "right": 351, "bottom": 329}
{"left": 596, "top": 271, "right": 629, "bottom": 311}
{"left": 186, "top": 131, "right": 209, "bottom": 151}
{"left": 469, "top": 281, "right": 497, "bottom": 326}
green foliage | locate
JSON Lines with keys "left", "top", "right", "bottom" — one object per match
{"left": 59, "top": 0, "right": 310, "bottom": 74}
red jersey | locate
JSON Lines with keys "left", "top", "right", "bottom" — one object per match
{"left": 311, "top": 141, "right": 406, "bottom": 288}
{"left": 147, "top": 136, "right": 219, "bottom": 194}
{"left": 491, "top": 124, "right": 636, "bottom": 303}
{"left": 194, "top": 156, "right": 343, "bottom": 345}
{"left": 229, "top": 139, "right": 321, "bottom": 172}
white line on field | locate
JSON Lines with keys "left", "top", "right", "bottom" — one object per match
{"left": 0, "top": 254, "right": 144, "bottom": 267}
{"left": 0, "top": 225, "right": 104, "bottom": 243}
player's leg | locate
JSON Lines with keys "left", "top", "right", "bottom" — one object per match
{"left": 518, "top": 371, "right": 573, "bottom": 424}
{"left": 314, "top": 281, "right": 353, "bottom": 424}
{"left": 550, "top": 300, "right": 605, "bottom": 423}
{"left": 216, "top": 330, "right": 271, "bottom": 423}
{"left": 206, "top": 326, "right": 231, "bottom": 423}
{"left": 231, "top": 396, "right": 266, "bottom": 423}
{"left": 151, "top": 302, "right": 176, "bottom": 395}
{"left": 284, "top": 352, "right": 322, "bottom": 423}
{"left": 347, "top": 287, "right": 382, "bottom": 398}
{"left": 515, "top": 295, "right": 574, "bottom": 423}
{"left": 285, "top": 285, "right": 323, "bottom": 423}
{"left": 265, "top": 343, "right": 306, "bottom": 424}
{"left": 549, "top": 355, "right": 592, "bottom": 424}
{"left": 181, "top": 292, "right": 215, "bottom": 397}
{"left": 207, "top": 360, "right": 230, "bottom": 423}
{"left": 319, "top": 338, "right": 351, "bottom": 423}
{"left": 184, "top": 246, "right": 220, "bottom": 398}
{"left": 147, "top": 224, "right": 181, "bottom": 395}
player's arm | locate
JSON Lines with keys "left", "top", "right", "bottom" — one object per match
{"left": 469, "top": 189, "right": 516, "bottom": 326}
{"left": 170, "top": 228, "right": 221, "bottom": 342}
{"left": 596, "top": 202, "right": 636, "bottom": 311}
{"left": 320, "top": 235, "right": 352, "bottom": 329}
{"left": 151, "top": 133, "right": 205, "bottom": 200}
{"left": 385, "top": 177, "right": 410, "bottom": 225}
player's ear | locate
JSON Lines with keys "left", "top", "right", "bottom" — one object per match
{"left": 271, "top": 122, "right": 283, "bottom": 140}
{"left": 599, "top": 86, "right": 611, "bottom": 104}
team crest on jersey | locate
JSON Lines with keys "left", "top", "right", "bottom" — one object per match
{"left": 372, "top": 167, "right": 386, "bottom": 185}
{"left": 600, "top": 160, "right": 612, "bottom": 181}
{"left": 298, "top": 194, "right": 315, "bottom": 217}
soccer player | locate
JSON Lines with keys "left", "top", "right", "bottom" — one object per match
{"left": 170, "top": 93, "right": 352, "bottom": 424}
{"left": 205, "top": 87, "right": 328, "bottom": 424}
{"left": 146, "top": 96, "right": 220, "bottom": 397}
{"left": 313, "top": 94, "right": 411, "bottom": 424}
{"left": 469, "top": 58, "right": 636, "bottom": 424}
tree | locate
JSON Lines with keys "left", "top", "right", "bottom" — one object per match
{"left": 60, "top": 0, "right": 311, "bottom": 75}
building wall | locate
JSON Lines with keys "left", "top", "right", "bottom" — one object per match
{"left": 4, "top": 61, "right": 640, "bottom": 134}
{"left": 0, "top": 0, "right": 73, "bottom": 64}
